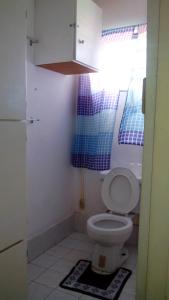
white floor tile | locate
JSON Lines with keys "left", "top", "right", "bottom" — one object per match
{"left": 123, "top": 272, "right": 136, "bottom": 295}
{"left": 50, "top": 258, "right": 74, "bottom": 274}
{"left": 35, "top": 269, "right": 64, "bottom": 288}
{"left": 32, "top": 253, "right": 59, "bottom": 268}
{"left": 74, "top": 240, "right": 94, "bottom": 253}
{"left": 46, "top": 245, "right": 71, "bottom": 258}
{"left": 69, "top": 232, "right": 91, "bottom": 242}
{"left": 46, "top": 290, "right": 79, "bottom": 300}
{"left": 65, "top": 249, "right": 91, "bottom": 264}
{"left": 58, "top": 237, "right": 93, "bottom": 253}
{"left": 57, "top": 286, "right": 82, "bottom": 298}
{"left": 28, "top": 233, "right": 137, "bottom": 300}
{"left": 57, "top": 237, "right": 77, "bottom": 249}
{"left": 79, "top": 295, "right": 97, "bottom": 300}
{"left": 28, "top": 282, "right": 53, "bottom": 300}
{"left": 118, "top": 291, "right": 136, "bottom": 300}
{"left": 72, "top": 239, "right": 93, "bottom": 252}
{"left": 80, "top": 291, "right": 135, "bottom": 300}
{"left": 28, "top": 264, "right": 46, "bottom": 282}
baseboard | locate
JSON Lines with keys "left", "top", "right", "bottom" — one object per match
{"left": 74, "top": 212, "right": 87, "bottom": 233}
{"left": 27, "top": 215, "right": 74, "bottom": 261}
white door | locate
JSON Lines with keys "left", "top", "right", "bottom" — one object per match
{"left": 0, "top": 122, "right": 26, "bottom": 251}
{"left": 0, "top": 241, "right": 27, "bottom": 300}
{"left": 0, "top": 0, "right": 26, "bottom": 119}
{"left": 76, "top": 0, "right": 102, "bottom": 69}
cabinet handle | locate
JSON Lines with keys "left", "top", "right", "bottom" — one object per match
{"left": 69, "top": 23, "right": 79, "bottom": 28}
{"left": 78, "top": 39, "right": 85, "bottom": 44}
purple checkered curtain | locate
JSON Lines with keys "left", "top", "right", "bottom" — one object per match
{"left": 118, "top": 25, "right": 147, "bottom": 146}
{"left": 72, "top": 25, "right": 144, "bottom": 171}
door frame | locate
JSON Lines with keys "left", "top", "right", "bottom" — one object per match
{"left": 137, "top": 0, "right": 169, "bottom": 299}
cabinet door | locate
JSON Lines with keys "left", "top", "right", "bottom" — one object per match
{"left": 0, "top": 122, "right": 26, "bottom": 251}
{"left": 76, "top": 0, "right": 102, "bottom": 69}
{"left": 0, "top": 241, "right": 27, "bottom": 300}
{"left": 35, "top": 0, "right": 76, "bottom": 65}
{"left": 0, "top": 0, "right": 26, "bottom": 119}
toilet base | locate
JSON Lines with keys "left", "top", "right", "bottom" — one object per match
{"left": 91, "top": 243, "right": 128, "bottom": 275}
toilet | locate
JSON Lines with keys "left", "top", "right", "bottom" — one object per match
{"left": 87, "top": 167, "right": 140, "bottom": 275}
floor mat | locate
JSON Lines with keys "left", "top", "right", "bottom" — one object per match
{"left": 60, "top": 260, "right": 132, "bottom": 300}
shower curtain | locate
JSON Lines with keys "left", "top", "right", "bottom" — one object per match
{"left": 118, "top": 76, "right": 145, "bottom": 146}
{"left": 72, "top": 24, "right": 147, "bottom": 170}
{"left": 118, "top": 25, "right": 147, "bottom": 146}
{"left": 72, "top": 74, "right": 119, "bottom": 170}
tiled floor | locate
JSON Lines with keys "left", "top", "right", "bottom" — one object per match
{"left": 28, "top": 232, "right": 137, "bottom": 300}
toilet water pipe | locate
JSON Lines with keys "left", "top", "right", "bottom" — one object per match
{"left": 79, "top": 168, "right": 85, "bottom": 210}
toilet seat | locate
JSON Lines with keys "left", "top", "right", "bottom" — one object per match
{"left": 101, "top": 167, "right": 140, "bottom": 214}
{"left": 88, "top": 213, "right": 132, "bottom": 234}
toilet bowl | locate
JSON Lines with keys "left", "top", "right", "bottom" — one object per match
{"left": 87, "top": 213, "right": 133, "bottom": 246}
{"left": 87, "top": 167, "right": 140, "bottom": 274}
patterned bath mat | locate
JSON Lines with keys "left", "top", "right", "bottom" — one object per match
{"left": 60, "top": 260, "right": 132, "bottom": 300}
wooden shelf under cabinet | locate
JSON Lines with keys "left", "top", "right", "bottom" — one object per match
{"left": 38, "top": 61, "right": 98, "bottom": 75}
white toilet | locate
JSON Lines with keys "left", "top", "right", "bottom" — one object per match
{"left": 87, "top": 167, "right": 140, "bottom": 274}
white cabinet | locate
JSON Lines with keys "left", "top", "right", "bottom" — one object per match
{"left": 0, "top": 0, "right": 26, "bottom": 119}
{"left": 35, "top": 0, "right": 102, "bottom": 74}
{"left": 0, "top": 242, "right": 27, "bottom": 300}
{"left": 76, "top": 0, "right": 102, "bottom": 69}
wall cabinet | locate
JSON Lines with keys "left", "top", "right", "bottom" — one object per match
{"left": 35, "top": 0, "right": 102, "bottom": 74}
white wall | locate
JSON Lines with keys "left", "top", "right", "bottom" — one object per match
{"left": 26, "top": 0, "right": 77, "bottom": 239}
{"left": 26, "top": 0, "right": 146, "bottom": 237}
{"left": 94, "top": 0, "right": 147, "bottom": 30}
{"left": 74, "top": 0, "right": 146, "bottom": 232}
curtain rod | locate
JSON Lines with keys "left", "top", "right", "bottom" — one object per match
{"left": 102, "top": 23, "right": 147, "bottom": 36}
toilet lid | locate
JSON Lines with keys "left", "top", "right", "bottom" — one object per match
{"left": 101, "top": 167, "right": 140, "bottom": 214}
